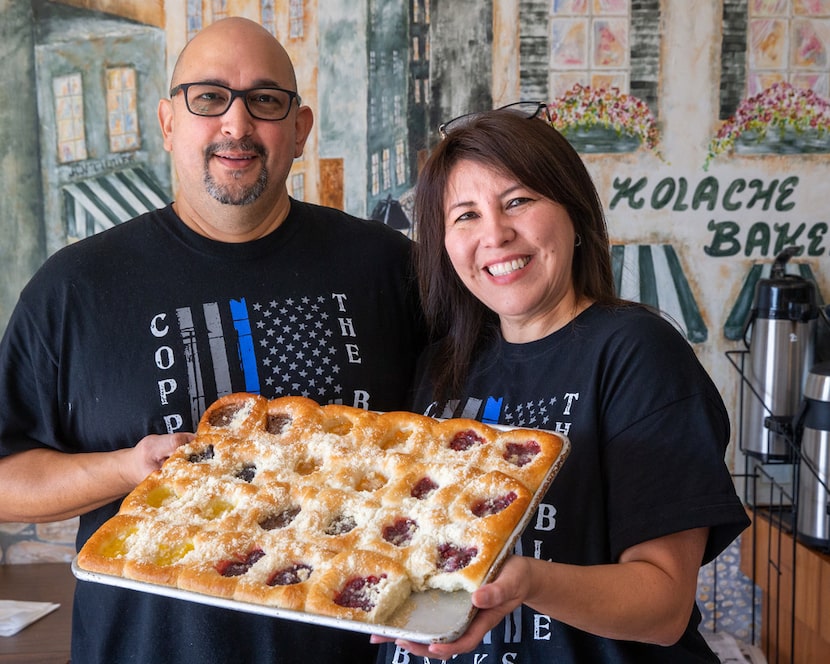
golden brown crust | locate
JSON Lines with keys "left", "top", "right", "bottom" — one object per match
{"left": 195, "top": 393, "right": 268, "bottom": 438}
{"left": 428, "top": 418, "right": 495, "bottom": 467}
{"left": 118, "top": 473, "right": 179, "bottom": 516}
{"left": 374, "top": 411, "right": 438, "bottom": 453}
{"left": 299, "top": 487, "right": 381, "bottom": 552}
{"left": 76, "top": 393, "right": 566, "bottom": 624}
{"left": 176, "top": 531, "right": 265, "bottom": 598}
{"left": 121, "top": 523, "right": 200, "bottom": 587}
{"left": 304, "top": 549, "right": 411, "bottom": 623}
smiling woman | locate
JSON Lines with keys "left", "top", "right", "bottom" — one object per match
{"left": 414, "top": 110, "right": 618, "bottom": 400}
{"left": 373, "top": 110, "right": 750, "bottom": 663}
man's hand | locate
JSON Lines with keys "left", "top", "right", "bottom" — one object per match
{"left": 124, "top": 432, "right": 195, "bottom": 485}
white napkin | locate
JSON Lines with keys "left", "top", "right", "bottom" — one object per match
{"left": 0, "top": 599, "right": 60, "bottom": 637}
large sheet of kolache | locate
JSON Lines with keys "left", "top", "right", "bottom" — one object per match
{"left": 74, "top": 393, "right": 569, "bottom": 643}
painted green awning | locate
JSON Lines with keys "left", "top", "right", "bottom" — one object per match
{"left": 611, "top": 243, "right": 708, "bottom": 343}
{"left": 62, "top": 167, "right": 169, "bottom": 239}
{"left": 723, "top": 261, "right": 825, "bottom": 341}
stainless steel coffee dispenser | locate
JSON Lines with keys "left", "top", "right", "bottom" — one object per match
{"left": 741, "top": 248, "right": 819, "bottom": 461}
{"left": 796, "top": 362, "right": 830, "bottom": 549}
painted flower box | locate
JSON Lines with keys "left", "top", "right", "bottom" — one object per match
{"left": 707, "top": 82, "right": 830, "bottom": 167}
{"left": 560, "top": 124, "right": 641, "bottom": 153}
{"left": 548, "top": 84, "right": 659, "bottom": 156}
{"left": 733, "top": 125, "right": 830, "bottom": 155}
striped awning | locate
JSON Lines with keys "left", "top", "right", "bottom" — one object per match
{"left": 63, "top": 167, "right": 169, "bottom": 239}
{"left": 611, "top": 243, "right": 708, "bottom": 343}
{"left": 723, "top": 261, "right": 825, "bottom": 341}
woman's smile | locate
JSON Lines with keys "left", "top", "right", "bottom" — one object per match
{"left": 486, "top": 256, "right": 531, "bottom": 277}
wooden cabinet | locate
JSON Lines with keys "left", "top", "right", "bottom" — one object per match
{"left": 740, "top": 510, "right": 830, "bottom": 664}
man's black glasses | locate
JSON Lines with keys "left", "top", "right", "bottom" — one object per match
{"left": 170, "top": 82, "right": 302, "bottom": 121}
{"left": 438, "top": 101, "right": 551, "bottom": 139}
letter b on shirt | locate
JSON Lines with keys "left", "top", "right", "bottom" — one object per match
{"left": 535, "top": 503, "right": 557, "bottom": 531}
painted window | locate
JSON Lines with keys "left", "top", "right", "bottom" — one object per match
{"left": 549, "top": 0, "right": 631, "bottom": 98}
{"left": 393, "top": 50, "right": 404, "bottom": 78}
{"left": 53, "top": 73, "right": 88, "bottom": 164}
{"left": 211, "top": 0, "right": 228, "bottom": 22}
{"left": 290, "top": 0, "right": 304, "bottom": 38}
{"left": 291, "top": 172, "right": 305, "bottom": 201}
{"left": 106, "top": 67, "right": 140, "bottom": 153}
{"left": 395, "top": 138, "right": 407, "bottom": 186}
{"left": 382, "top": 147, "right": 391, "bottom": 191}
{"left": 371, "top": 152, "right": 380, "bottom": 196}
{"left": 381, "top": 91, "right": 390, "bottom": 128}
{"left": 412, "top": 0, "right": 431, "bottom": 25}
{"left": 187, "top": 0, "right": 227, "bottom": 38}
{"left": 369, "top": 93, "right": 378, "bottom": 132}
{"left": 747, "top": 0, "right": 830, "bottom": 97}
{"left": 186, "top": 0, "right": 202, "bottom": 41}
{"left": 261, "top": 0, "right": 276, "bottom": 35}
{"left": 394, "top": 93, "right": 403, "bottom": 126}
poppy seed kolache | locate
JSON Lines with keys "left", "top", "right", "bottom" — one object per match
{"left": 77, "top": 393, "right": 566, "bottom": 625}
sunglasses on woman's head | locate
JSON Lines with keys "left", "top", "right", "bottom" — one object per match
{"left": 438, "top": 101, "right": 551, "bottom": 139}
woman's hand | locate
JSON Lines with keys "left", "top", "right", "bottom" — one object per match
{"left": 371, "top": 527, "right": 708, "bottom": 658}
{"left": 371, "top": 555, "right": 531, "bottom": 659}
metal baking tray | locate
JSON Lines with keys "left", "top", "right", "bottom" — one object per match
{"left": 72, "top": 427, "right": 569, "bottom": 643}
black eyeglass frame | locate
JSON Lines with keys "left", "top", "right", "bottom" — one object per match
{"left": 169, "top": 82, "right": 302, "bottom": 121}
{"left": 438, "top": 101, "right": 551, "bottom": 139}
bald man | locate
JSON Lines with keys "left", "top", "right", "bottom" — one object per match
{"left": 0, "top": 17, "right": 424, "bottom": 664}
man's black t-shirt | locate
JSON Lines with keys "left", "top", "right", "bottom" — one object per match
{"left": 0, "top": 201, "right": 426, "bottom": 664}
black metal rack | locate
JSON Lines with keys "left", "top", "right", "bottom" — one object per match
{"left": 723, "top": 348, "right": 830, "bottom": 663}
{"left": 741, "top": 469, "right": 796, "bottom": 664}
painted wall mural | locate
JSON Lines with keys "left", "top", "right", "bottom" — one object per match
{"left": 1, "top": 2, "right": 829, "bottom": 644}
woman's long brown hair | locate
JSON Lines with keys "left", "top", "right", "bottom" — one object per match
{"left": 414, "top": 111, "right": 620, "bottom": 401}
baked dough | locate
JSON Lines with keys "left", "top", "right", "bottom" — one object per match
{"left": 77, "top": 393, "right": 566, "bottom": 624}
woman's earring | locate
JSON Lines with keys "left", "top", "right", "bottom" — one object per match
{"left": 575, "top": 234, "right": 582, "bottom": 247}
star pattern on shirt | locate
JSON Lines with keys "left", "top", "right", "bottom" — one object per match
{"left": 503, "top": 396, "right": 558, "bottom": 428}
{"left": 250, "top": 296, "right": 343, "bottom": 399}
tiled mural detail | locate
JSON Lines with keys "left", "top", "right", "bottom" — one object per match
{"left": 549, "top": 0, "right": 631, "bottom": 96}
{"left": 748, "top": 0, "right": 830, "bottom": 96}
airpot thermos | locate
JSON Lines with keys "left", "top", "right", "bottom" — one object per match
{"left": 742, "top": 248, "right": 819, "bottom": 461}
{"left": 796, "top": 362, "right": 830, "bottom": 549}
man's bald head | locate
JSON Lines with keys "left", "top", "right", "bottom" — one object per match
{"left": 170, "top": 17, "right": 298, "bottom": 93}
